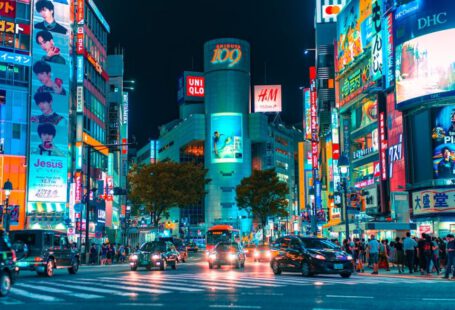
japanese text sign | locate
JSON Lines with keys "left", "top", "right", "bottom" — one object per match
{"left": 412, "top": 189, "right": 455, "bottom": 215}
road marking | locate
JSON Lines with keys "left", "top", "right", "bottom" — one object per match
{"left": 326, "top": 295, "right": 374, "bottom": 299}
{"left": 117, "top": 303, "right": 164, "bottom": 307}
{"left": 15, "top": 283, "right": 102, "bottom": 299}
{"left": 241, "top": 292, "right": 284, "bottom": 296}
{"left": 74, "top": 278, "right": 170, "bottom": 294}
{"left": 97, "top": 278, "right": 203, "bottom": 292}
{"left": 0, "top": 298, "right": 24, "bottom": 305}
{"left": 209, "top": 305, "right": 261, "bottom": 309}
{"left": 128, "top": 275, "right": 257, "bottom": 289}
{"left": 422, "top": 298, "right": 455, "bottom": 301}
{"left": 10, "top": 288, "right": 63, "bottom": 302}
{"left": 54, "top": 281, "right": 137, "bottom": 296}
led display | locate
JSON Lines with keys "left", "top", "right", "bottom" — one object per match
{"left": 210, "top": 113, "right": 243, "bottom": 163}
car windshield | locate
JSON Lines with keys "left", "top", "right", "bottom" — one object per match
{"left": 207, "top": 230, "right": 233, "bottom": 245}
{"left": 141, "top": 242, "right": 166, "bottom": 252}
{"left": 299, "top": 238, "right": 339, "bottom": 250}
{"left": 216, "top": 243, "right": 238, "bottom": 252}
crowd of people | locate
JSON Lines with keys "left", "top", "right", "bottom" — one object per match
{"left": 334, "top": 233, "right": 455, "bottom": 279}
{"left": 88, "top": 243, "right": 140, "bottom": 265}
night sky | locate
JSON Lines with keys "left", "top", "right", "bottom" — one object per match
{"left": 94, "top": 0, "right": 315, "bottom": 146}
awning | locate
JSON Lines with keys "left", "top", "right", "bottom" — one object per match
{"left": 322, "top": 220, "right": 342, "bottom": 229}
{"left": 361, "top": 222, "right": 417, "bottom": 231}
{"left": 27, "top": 202, "right": 66, "bottom": 214}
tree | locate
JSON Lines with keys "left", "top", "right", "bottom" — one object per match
{"left": 128, "top": 162, "right": 210, "bottom": 227}
{"left": 235, "top": 169, "right": 289, "bottom": 244}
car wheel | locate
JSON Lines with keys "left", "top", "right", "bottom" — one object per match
{"left": 68, "top": 259, "right": 79, "bottom": 274}
{"left": 172, "top": 262, "right": 177, "bottom": 270}
{"left": 301, "top": 262, "right": 313, "bottom": 277}
{"left": 130, "top": 264, "right": 138, "bottom": 271}
{"left": 45, "top": 260, "right": 54, "bottom": 277}
{"left": 0, "top": 272, "right": 11, "bottom": 297}
{"left": 160, "top": 260, "right": 167, "bottom": 271}
{"left": 340, "top": 272, "right": 352, "bottom": 278}
{"left": 209, "top": 263, "right": 213, "bottom": 269}
{"left": 271, "top": 260, "right": 281, "bottom": 275}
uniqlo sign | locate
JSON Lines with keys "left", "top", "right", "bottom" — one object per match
{"left": 186, "top": 76, "right": 204, "bottom": 97}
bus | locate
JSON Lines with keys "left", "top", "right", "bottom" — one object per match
{"left": 205, "top": 225, "right": 240, "bottom": 254}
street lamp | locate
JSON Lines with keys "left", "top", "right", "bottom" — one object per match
{"left": 304, "top": 48, "right": 316, "bottom": 55}
{"left": 338, "top": 153, "right": 350, "bottom": 240}
{"left": 2, "top": 179, "right": 13, "bottom": 233}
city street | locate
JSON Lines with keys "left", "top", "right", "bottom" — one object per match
{"left": 2, "top": 253, "right": 454, "bottom": 310}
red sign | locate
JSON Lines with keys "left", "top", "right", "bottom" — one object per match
{"left": 122, "top": 138, "right": 127, "bottom": 155}
{"left": 0, "top": 0, "right": 16, "bottom": 18}
{"left": 332, "top": 143, "right": 340, "bottom": 160}
{"left": 312, "top": 142, "right": 319, "bottom": 169}
{"left": 379, "top": 112, "right": 387, "bottom": 181}
{"left": 254, "top": 85, "right": 282, "bottom": 112}
{"left": 76, "top": 0, "right": 84, "bottom": 24}
{"left": 85, "top": 50, "right": 109, "bottom": 81}
{"left": 186, "top": 76, "right": 205, "bottom": 97}
{"left": 75, "top": 172, "right": 82, "bottom": 202}
{"left": 76, "top": 26, "right": 84, "bottom": 54}
{"left": 419, "top": 225, "right": 433, "bottom": 235}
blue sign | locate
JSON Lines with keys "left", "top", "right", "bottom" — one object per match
{"left": 74, "top": 203, "right": 84, "bottom": 213}
{"left": 76, "top": 56, "right": 84, "bottom": 83}
{"left": 0, "top": 51, "right": 31, "bottom": 67}
{"left": 315, "top": 180, "right": 322, "bottom": 210}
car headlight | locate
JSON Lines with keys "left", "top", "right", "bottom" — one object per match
{"left": 311, "top": 254, "right": 326, "bottom": 260}
{"left": 152, "top": 254, "right": 160, "bottom": 260}
{"left": 209, "top": 254, "right": 217, "bottom": 260}
{"left": 265, "top": 251, "right": 271, "bottom": 257}
{"left": 228, "top": 253, "right": 237, "bottom": 261}
{"left": 253, "top": 251, "right": 259, "bottom": 257}
{"left": 130, "top": 254, "right": 138, "bottom": 261}
{"left": 346, "top": 255, "right": 353, "bottom": 261}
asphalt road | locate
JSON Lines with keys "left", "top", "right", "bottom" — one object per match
{"left": 2, "top": 253, "right": 454, "bottom": 310}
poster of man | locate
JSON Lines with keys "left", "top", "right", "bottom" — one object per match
{"left": 433, "top": 106, "right": 455, "bottom": 179}
{"left": 210, "top": 113, "right": 243, "bottom": 163}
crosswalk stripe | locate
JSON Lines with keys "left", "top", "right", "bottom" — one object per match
{"left": 54, "top": 280, "right": 138, "bottom": 296}
{"left": 96, "top": 278, "right": 203, "bottom": 292}
{"left": 75, "top": 278, "right": 171, "bottom": 294}
{"left": 127, "top": 275, "right": 258, "bottom": 289}
{"left": 0, "top": 298, "right": 24, "bottom": 305}
{"left": 15, "top": 283, "right": 103, "bottom": 299}
{"left": 166, "top": 275, "right": 282, "bottom": 287}
{"left": 10, "top": 288, "right": 63, "bottom": 302}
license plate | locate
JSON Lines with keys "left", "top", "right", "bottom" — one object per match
{"left": 17, "top": 262, "right": 28, "bottom": 267}
{"left": 334, "top": 264, "right": 343, "bottom": 270}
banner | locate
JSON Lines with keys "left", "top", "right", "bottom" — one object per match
{"left": 27, "top": 0, "right": 70, "bottom": 203}
{"left": 210, "top": 113, "right": 243, "bottom": 163}
{"left": 412, "top": 188, "right": 455, "bottom": 216}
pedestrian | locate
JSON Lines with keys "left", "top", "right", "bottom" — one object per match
{"left": 417, "top": 234, "right": 427, "bottom": 275}
{"left": 438, "top": 237, "right": 447, "bottom": 269}
{"left": 379, "top": 240, "right": 390, "bottom": 271}
{"left": 368, "top": 235, "right": 380, "bottom": 274}
{"left": 443, "top": 234, "right": 455, "bottom": 279}
{"left": 394, "top": 237, "right": 405, "bottom": 273}
{"left": 353, "top": 238, "right": 364, "bottom": 272}
{"left": 89, "top": 244, "right": 97, "bottom": 265}
{"left": 403, "top": 232, "right": 417, "bottom": 273}
{"left": 101, "top": 243, "right": 107, "bottom": 265}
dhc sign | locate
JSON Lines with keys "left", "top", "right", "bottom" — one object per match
{"left": 418, "top": 12, "right": 448, "bottom": 30}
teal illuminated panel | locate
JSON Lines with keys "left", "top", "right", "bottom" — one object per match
{"left": 210, "top": 113, "right": 243, "bottom": 163}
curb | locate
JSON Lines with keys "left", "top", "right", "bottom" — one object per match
{"left": 357, "top": 272, "right": 448, "bottom": 280}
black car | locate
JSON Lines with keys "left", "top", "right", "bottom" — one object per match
{"left": 208, "top": 242, "right": 245, "bottom": 269}
{"left": 159, "top": 237, "right": 188, "bottom": 262}
{"left": 10, "top": 230, "right": 79, "bottom": 277}
{"left": 129, "top": 241, "right": 179, "bottom": 271}
{"left": 0, "top": 229, "right": 18, "bottom": 297}
{"left": 270, "top": 236, "right": 353, "bottom": 278}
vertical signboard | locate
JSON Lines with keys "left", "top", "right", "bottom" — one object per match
{"left": 370, "top": 0, "right": 383, "bottom": 82}
{"left": 379, "top": 112, "right": 387, "bottom": 180}
{"left": 28, "top": 0, "right": 70, "bottom": 203}
{"left": 210, "top": 113, "right": 243, "bottom": 163}
{"left": 387, "top": 93, "right": 405, "bottom": 191}
{"left": 303, "top": 88, "right": 311, "bottom": 140}
{"left": 383, "top": 12, "right": 394, "bottom": 88}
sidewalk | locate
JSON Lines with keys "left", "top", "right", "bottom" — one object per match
{"left": 357, "top": 266, "right": 451, "bottom": 280}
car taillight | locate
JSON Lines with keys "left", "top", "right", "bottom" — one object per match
{"left": 34, "top": 257, "right": 43, "bottom": 262}
{"left": 11, "top": 249, "right": 16, "bottom": 262}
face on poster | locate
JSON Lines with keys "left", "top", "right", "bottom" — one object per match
{"left": 396, "top": 29, "right": 455, "bottom": 105}
{"left": 28, "top": 0, "right": 70, "bottom": 203}
{"left": 211, "top": 113, "right": 243, "bottom": 163}
{"left": 432, "top": 106, "right": 455, "bottom": 179}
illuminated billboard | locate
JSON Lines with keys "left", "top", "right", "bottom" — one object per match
{"left": 394, "top": 0, "right": 455, "bottom": 108}
{"left": 27, "top": 0, "right": 70, "bottom": 203}
{"left": 210, "top": 113, "right": 243, "bottom": 163}
{"left": 204, "top": 39, "right": 250, "bottom": 73}
{"left": 432, "top": 106, "right": 455, "bottom": 179}
{"left": 336, "top": 0, "right": 374, "bottom": 73}
{"left": 303, "top": 88, "right": 311, "bottom": 140}
{"left": 254, "top": 85, "right": 282, "bottom": 112}
{"left": 177, "top": 71, "right": 205, "bottom": 103}
{"left": 387, "top": 93, "right": 406, "bottom": 191}
{"left": 395, "top": 29, "right": 455, "bottom": 106}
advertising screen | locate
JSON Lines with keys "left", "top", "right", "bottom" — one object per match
{"left": 395, "top": 29, "right": 455, "bottom": 105}
{"left": 432, "top": 106, "right": 455, "bottom": 179}
{"left": 210, "top": 113, "right": 243, "bottom": 163}
{"left": 304, "top": 88, "right": 311, "bottom": 140}
{"left": 27, "top": 0, "right": 70, "bottom": 203}
{"left": 387, "top": 93, "right": 406, "bottom": 191}
{"left": 254, "top": 85, "right": 282, "bottom": 112}
{"left": 336, "top": 0, "right": 374, "bottom": 73}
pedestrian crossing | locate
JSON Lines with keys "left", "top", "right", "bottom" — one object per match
{"left": 0, "top": 273, "right": 447, "bottom": 305}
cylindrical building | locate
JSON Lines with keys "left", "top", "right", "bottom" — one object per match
{"left": 203, "top": 38, "right": 252, "bottom": 234}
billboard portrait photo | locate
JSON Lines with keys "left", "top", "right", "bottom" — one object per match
{"left": 211, "top": 113, "right": 243, "bottom": 163}
{"left": 432, "top": 106, "right": 455, "bottom": 179}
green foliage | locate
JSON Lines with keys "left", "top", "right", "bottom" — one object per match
{"left": 128, "top": 162, "right": 210, "bottom": 226}
{"left": 236, "top": 169, "right": 289, "bottom": 243}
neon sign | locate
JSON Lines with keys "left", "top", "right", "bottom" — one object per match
{"left": 211, "top": 44, "right": 242, "bottom": 67}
